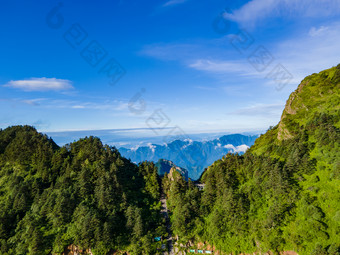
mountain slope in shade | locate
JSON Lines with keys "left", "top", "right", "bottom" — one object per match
{"left": 119, "top": 134, "right": 258, "bottom": 180}
{"left": 155, "top": 159, "right": 188, "bottom": 181}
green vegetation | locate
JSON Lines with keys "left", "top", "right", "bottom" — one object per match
{"left": 0, "top": 65, "right": 339, "bottom": 255}
{"left": 163, "top": 65, "right": 340, "bottom": 254}
{"left": 162, "top": 169, "right": 201, "bottom": 244}
{"left": 0, "top": 126, "right": 164, "bottom": 254}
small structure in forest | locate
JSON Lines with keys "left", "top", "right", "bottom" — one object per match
{"left": 195, "top": 183, "right": 205, "bottom": 191}
{"left": 188, "top": 249, "right": 213, "bottom": 254}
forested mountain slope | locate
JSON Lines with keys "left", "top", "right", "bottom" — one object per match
{"left": 0, "top": 126, "right": 164, "bottom": 255}
{"left": 163, "top": 65, "right": 340, "bottom": 255}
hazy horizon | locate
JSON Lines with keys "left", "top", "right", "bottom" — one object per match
{"left": 44, "top": 127, "right": 263, "bottom": 148}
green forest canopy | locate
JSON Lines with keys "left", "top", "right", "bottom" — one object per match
{"left": 0, "top": 125, "right": 165, "bottom": 255}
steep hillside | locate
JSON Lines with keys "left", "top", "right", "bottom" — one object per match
{"left": 163, "top": 65, "right": 340, "bottom": 255}
{"left": 155, "top": 159, "right": 188, "bottom": 181}
{"left": 252, "top": 64, "right": 340, "bottom": 154}
{"left": 0, "top": 126, "right": 164, "bottom": 255}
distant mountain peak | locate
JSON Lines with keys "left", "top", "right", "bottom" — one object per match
{"left": 119, "top": 134, "right": 258, "bottom": 180}
{"left": 156, "top": 159, "right": 188, "bottom": 181}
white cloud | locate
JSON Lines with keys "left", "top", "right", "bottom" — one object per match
{"left": 163, "top": 0, "right": 188, "bottom": 7}
{"left": 224, "top": 0, "right": 278, "bottom": 26}
{"left": 274, "top": 22, "right": 340, "bottom": 83}
{"left": 188, "top": 59, "right": 275, "bottom": 85}
{"left": 189, "top": 59, "right": 246, "bottom": 73}
{"left": 5, "top": 97, "right": 130, "bottom": 113}
{"left": 140, "top": 43, "right": 201, "bottom": 61}
{"left": 46, "top": 99, "right": 129, "bottom": 112}
{"left": 140, "top": 18, "right": 340, "bottom": 95}
{"left": 131, "top": 145, "right": 141, "bottom": 151}
{"left": 235, "top": 144, "right": 250, "bottom": 153}
{"left": 0, "top": 97, "right": 47, "bottom": 106}
{"left": 203, "top": 22, "right": 340, "bottom": 90}
{"left": 308, "top": 26, "right": 329, "bottom": 37}
{"left": 21, "top": 99, "right": 43, "bottom": 106}
{"left": 181, "top": 138, "right": 193, "bottom": 149}
{"left": 231, "top": 103, "right": 285, "bottom": 117}
{"left": 147, "top": 143, "right": 156, "bottom": 153}
{"left": 224, "top": 144, "right": 250, "bottom": 153}
{"left": 194, "top": 85, "right": 218, "bottom": 91}
{"left": 225, "top": 0, "right": 340, "bottom": 27}
{"left": 4, "top": 78, "right": 73, "bottom": 92}
{"left": 72, "top": 105, "right": 86, "bottom": 109}
{"left": 224, "top": 144, "right": 234, "bottom": 150}
{"left": 139, "top": 39, "right": 235, "bottom": 63}
{"left": 214, "top": 142, "right": 222, "bottom": 149}
{"left": 184, "top": 138, "right": 193, "bottom": 144}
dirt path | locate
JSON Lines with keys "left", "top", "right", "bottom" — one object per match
{"left": 161, "top": 195, "right": 174, "bottom": 255}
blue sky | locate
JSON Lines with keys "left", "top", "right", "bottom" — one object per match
{"left": 1, "top": 0, "right": 340, "bottom": 136}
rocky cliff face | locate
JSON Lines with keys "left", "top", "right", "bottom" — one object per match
{"left": 156, "top": 159, "right": 188, "bottom": 180}
{"left": 278, "top": 64, "right": 340, "bottom": 140}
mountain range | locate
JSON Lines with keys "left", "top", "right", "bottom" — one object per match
{"left": 119, "top": 134, "right": 258, "bottom": 180}
{"left": 0, "top": 64, "right": 338, "bottom": 255}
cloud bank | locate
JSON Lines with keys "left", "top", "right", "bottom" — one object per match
{"left": 224, "top": 0, "right": 340, "bottom": 27}
{"left": 4, "top": 78, "right": 74, "bottom": 92}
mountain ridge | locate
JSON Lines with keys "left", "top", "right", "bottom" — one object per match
{"left": 163, "top": 64, "right": 340, "bottom": 255}
{"left": 119, "top": 134, "right": 258, "bottom": 180}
